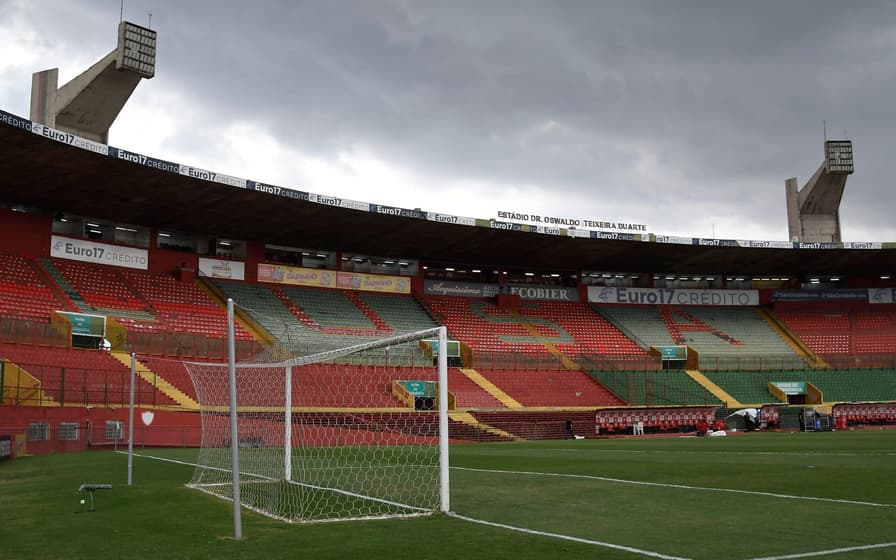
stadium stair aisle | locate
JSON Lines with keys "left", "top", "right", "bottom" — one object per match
{"left": 510, "top": 308, "right": 582, "bottom": 370}
{"left": 37, "top": 258, "right": 90, "bottom": 311}
{"left": 198, "top": 278, "right": 276, "bottom": 346}
{"left": 758, "top": 308, "right": 827, "bottom": 368}
{"left": 458, "top": 368, "right": 522, "bottom": 408}
{"left": 26, "top": 257, "right": 78, "bottom": 312}
{"left": 685, "top": 369, "right": 741, "bottom": 407}
{"left": 109, "top": 351, "right": 199, "bottom": 410}
{"left": 448, "top": 411, "right": 520, "bottom": 441}
{"left": 0, "top": 360, "right": 57, "bottom": 406}
{"left": 343, "top": 290, "right": 391, "bottom": 331}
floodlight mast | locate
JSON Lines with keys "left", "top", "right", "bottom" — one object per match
{"left": 784, "top": 139, "right": 854, "bottom": 243}
{"left": 29, "top": 20, "right": 156, "bottom": 144}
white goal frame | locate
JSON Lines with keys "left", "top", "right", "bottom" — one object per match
{"left": 181, "top": 299, "right": 449, "bottom": 535}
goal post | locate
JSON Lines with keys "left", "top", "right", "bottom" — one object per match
{"left": 183, "top": 322, "right": 450, "bottom": 524}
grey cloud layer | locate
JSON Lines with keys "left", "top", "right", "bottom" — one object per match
{"left": 5, "top": 0, "right": 896, "bottom": 238}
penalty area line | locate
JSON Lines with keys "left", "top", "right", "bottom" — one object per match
{"left": 448, "top": 512, "right": 692, "bottom": 560}
{"left": 454, "top": 466, "right": 896, "bottom": 509}
{"left": 743, "top": 541, "right": 896, "bottom": 560}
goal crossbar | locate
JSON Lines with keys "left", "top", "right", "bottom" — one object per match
{"left": 183, "top": 324, "right": 450, "bottom": 524}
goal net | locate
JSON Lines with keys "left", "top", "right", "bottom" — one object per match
{"left": 183, "top": 326, "right": 449, "bottom": 523}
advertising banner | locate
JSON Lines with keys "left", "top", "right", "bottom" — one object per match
{"left": 0, "top": 109, "right": 32, "bottom": 131}
{"left": 246, "top": 180, "right": 309, "bottom": 201}
{"left": 108, "top": 147, "right": 180, "bottom": 173}
{"left": 842, "top": 242, "right": 882, "bottom": 250}
{"left": 371, "top": 204, "right": 424, "bottom": 219}
{"left": 591, "top": 231, "right": 642, "bottom": 241}
{"left": 694, "top": 238, "right": 740, "bottom": 247}
{"left": 179, "top": 165, "right": 246, "bottom": 188}
{"left": 736, "top": 239, "right": 793, "bottom": 249}
{"left": 50, "top": 235, "right": 148, "bottom": 270}
{"left": 336, "top": 272, "right": 411, "bottom": 294}
{"left": 31, "top": 123, "right": 109, "bottom": 155}
{"left": 589, "top": 287, "right": 759, "bottom": 306}
{"left": 534, "top": 225, "right": 563, "bottom": 236}
{"left": 199, "top": 258, "right": 246, "bottom": 281}
{"left": 868, "top": 288, "right": 896, "bottom": 304}
{"left": 257, "top": 264, "right": 337, "bottom": 288}
{"left": 507, "top": 284, "right": 578, "bottom": 302}
{"left": 424, "top": 280, "right": 500, "bottom": 298}
{"left": 425, "top": 212, "right": 476, "bottom": 226}
{"left": 310, "top": 193, "right": 370, "bottom": 211}
{"left": 489, "top": 220, "right": 524, "bottom": 232}
{"left": 794, "top": 242, "right": 840, "bottom": 249}
{"left": 772, "top": 289, "right": 869, "bottom": 302}
{"left": 652, "top": 235, "right": 694, "bottom": 245}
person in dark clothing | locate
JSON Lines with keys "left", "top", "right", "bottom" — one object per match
{"left": 564, "top": 418, "right": 575, "bottom": 439}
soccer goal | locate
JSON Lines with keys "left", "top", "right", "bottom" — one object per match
{"left": 182, "top": 321, "right": 450, "bottom": 524}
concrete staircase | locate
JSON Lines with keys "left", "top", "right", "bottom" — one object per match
{"left": 459, "top": 368, "right": 522, "bottom": 408}
{"left": 109, "top": 351, "right": 198, "bottom": 409}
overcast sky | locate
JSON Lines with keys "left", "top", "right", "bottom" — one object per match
{"left": 2, "top": 0, "right": 895, "bottom": 242}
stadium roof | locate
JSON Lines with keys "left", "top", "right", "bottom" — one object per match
{"left": 2, "top": 118, "right": 895, "bottom": 277}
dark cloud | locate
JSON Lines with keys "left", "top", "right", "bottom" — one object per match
{"left": 3, "top": 0, "right": 895, "bottom": 239}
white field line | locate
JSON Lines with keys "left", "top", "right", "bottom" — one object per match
{"left": 117, "top": 451, "right": 431, "bottom": 513}
{"left": 454, "top": 466, "right": 896, "bottom": 508}
{"left": 555, "top": 449, "right": 892, "bottom": 457}
{"left": 743, "top": 541, "right": 896, "bottom": 560}
{"left": 122, "top": 452, "right": 896, "bottom": 559}
{"left": 447, "top": 512, "right": 693, "bottom": 560}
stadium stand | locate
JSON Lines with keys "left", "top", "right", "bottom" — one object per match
{"left": 704, "top": 368, "right": 896, "bottom": 404}
{"left": 597, "top": 304, "right": 806, "bottom": 370}
{"left": 359, "top": 292, "right": 440, "bottom": 333}
{"left": 424, "top": 296, "right": 647, "bottom": 364}
{"left": 0, "top": 252, "right": 69, "bottom": 321}
{"left": 589, "top": 369, "right": 723, "bottom": 406}
{"left": 776, "top": 303, "right": 896, "bottom": 358}
{"left": 474, "top": 368, "right": 625, "bottom": 407}
{"left": 0, "top": 342, "right": 172, "bottom": 406}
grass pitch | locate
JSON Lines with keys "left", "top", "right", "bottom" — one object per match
{"left": 2, "top": 430, "right": 895, "bottom": 560}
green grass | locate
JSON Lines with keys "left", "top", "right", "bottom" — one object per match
{"left": 3, "top": 431, "right": 896, "bottom": 559}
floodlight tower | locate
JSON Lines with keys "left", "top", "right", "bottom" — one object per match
{"left": 29, "top": 21, "right": 156, "bottom": 144}
{"left": 784, "top": 140, "right": 854, "bottom": 243}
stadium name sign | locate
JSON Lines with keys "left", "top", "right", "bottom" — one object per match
{"left": 497, "top": 211, "right": 647, "bottom": 232}
{"left": 588, "top": 287, "right": 759, "bottom": 306}
{"left": 50, "top": 235, "right": 148, "bottom": 270}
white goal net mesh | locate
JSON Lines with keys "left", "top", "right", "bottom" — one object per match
{"left": 183, "top": 326, "right": 449, "bottom": 523}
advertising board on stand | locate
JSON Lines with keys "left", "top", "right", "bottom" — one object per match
{"left": 869, "top": 288, "right": 896, "bottom": 304}
{"left": 423, "top": 280, "right": 500, "bottom": 298}
{"left": 336, "top": 272, "right": 410, "bottom": 294}
{"left": 507, "top": 284, "right": 578, "bottom": 302}
{"left": 50, "top": 235, "right": 148, "bottom": 270}
{"left": 589, "top": 287, "right": 759, "bottom": 306}
{"left": 257, "top": 264, "right": 337, "bottom": 288}
{"left": 198, "top": 258, "right": 245, "bottom": 281}
{"left": 772, "top": 289, "right": 869, "bottom": 302}
{"left": 257, "top": 264, "right": 409, "bottom": 294}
